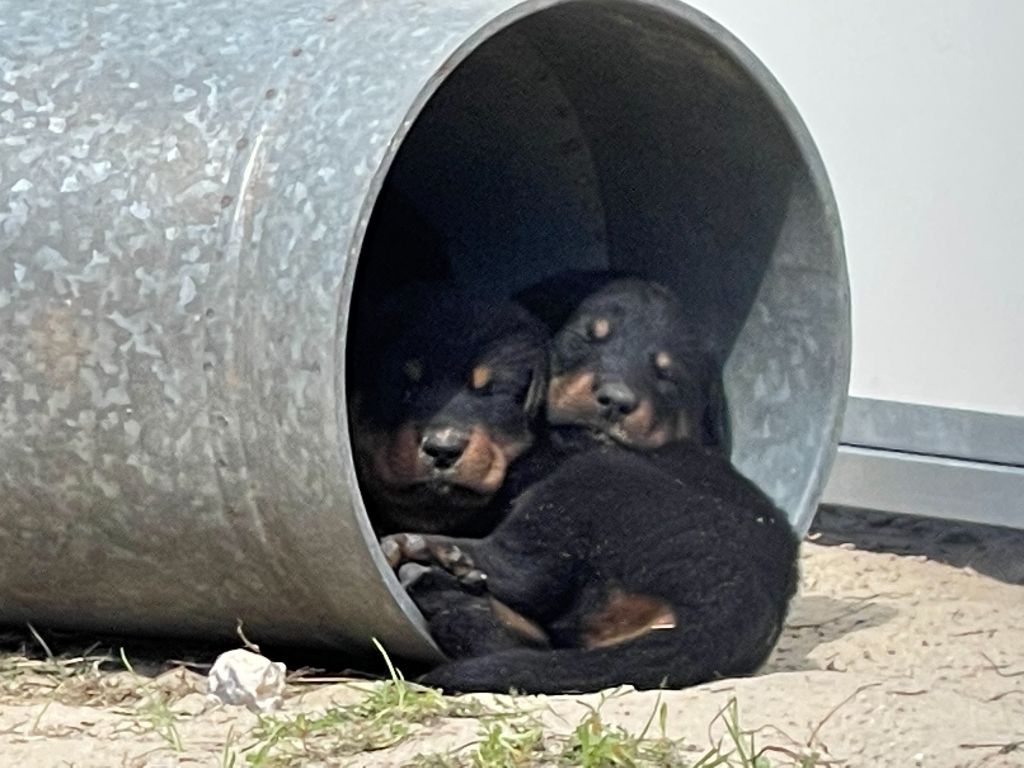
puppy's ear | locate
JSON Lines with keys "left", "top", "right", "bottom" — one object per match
{"left": 523, "top": 341, "right": 550, "bottom": 419}
{"left": 509, "top": 312, "right": 551, "bottom": 420}
{"left": 524, "top": 361, "right": 547, "bottom": 418}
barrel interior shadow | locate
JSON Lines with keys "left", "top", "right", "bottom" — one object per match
{"left": 350, "top": 0, "right": 806, "bottom": 437}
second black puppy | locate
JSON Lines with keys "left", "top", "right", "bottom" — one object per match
{"left": 522, "top": 274, "right": 728, "bottom": 452}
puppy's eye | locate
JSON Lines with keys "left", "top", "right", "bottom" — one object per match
{"left": 586, "top": 317, "right": 611, "bottom": 342}
{"left": 653, "top": 351, "right": 674, "bottom": 379}
{"left": 403, "top": 359, "right": 423, "bottom": 383}
{"left": 470, "top": 364, "right": 493, "bottom": 394}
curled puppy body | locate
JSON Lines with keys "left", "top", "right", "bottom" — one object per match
{"left": 386, "top": 440, "right": 798, "bottom": 694}
{"left": 348, "top": 286, "right": 549, "bottom": 536}
{"left": 542, "top": 276, "right": 728, "bottom": 453}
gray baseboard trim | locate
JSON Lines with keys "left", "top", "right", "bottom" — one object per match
{"left": 822, "top": 445, "right": 1024, "bottom": 530}
{"left": 841, "top": 397, "right": 1024, "bottom": 467}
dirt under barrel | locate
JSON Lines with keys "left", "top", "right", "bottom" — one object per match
{"left": 0, "top": 0, "right": 850, "bottom": 662}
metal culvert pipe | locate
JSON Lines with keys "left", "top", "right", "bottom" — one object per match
{"left": 0, "top": 0, "right": 849, "bottom": 662}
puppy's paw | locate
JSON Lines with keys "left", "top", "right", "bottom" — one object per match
{"left": 397, "top": 562, "right": 433, "bottom": 589}
{"left": 456, "top": 567, "right": 488, "bottom": 592}
{"left": 379, "top": 533, "right": 480, "bottom": 580}
{"left": 432, "top": 542, "right": 480, "bottom": 581}
{"left": 380, "top": 532, "right": 431, "bottom": 569}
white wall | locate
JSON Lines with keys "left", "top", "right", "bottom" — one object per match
{"left": 691, "top": 0, "right": 1024, "bottom": 417}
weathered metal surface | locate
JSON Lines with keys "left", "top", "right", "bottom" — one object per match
{"left": 0, "top": 0, "right": 849, "bottom": 659}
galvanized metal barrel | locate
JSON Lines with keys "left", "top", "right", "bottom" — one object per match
{"left": 0, "top": 0, "right": 849, "bottom": 661}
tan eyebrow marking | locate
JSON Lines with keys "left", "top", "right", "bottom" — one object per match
{"left": 589, "top": 318, "right": 611, "bottom": 340}
{"left": 471, "top": 364, "right": 492, "bottom": 390}
{"left": 654, "top": 351, "right": 672, "bottom": 370}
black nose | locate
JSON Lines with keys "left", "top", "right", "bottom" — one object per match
{"left": 594, "top": 381, "right": 639, "bottom": 416}
{"left": 420, "top": 428, "right": 470, "bottom": 469}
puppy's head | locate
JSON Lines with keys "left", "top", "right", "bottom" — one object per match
{"left": 350, "top": 288, "right": 548, "bottom": 533}
{"left": 547, "top": 278, "right": 715, "bottom": 450}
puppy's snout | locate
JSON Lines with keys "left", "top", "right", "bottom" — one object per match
{"left": 594, "top": 381, "right": 639, "bottom": 417}
{"left": 420, "top": 427, "right": 470, "bottom": 469}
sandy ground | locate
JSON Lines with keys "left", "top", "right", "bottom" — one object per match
{"left": 2, "top": 506, "right": 1023, "bottom": 767}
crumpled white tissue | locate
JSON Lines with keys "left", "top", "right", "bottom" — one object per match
{"left": 206, "top": 648, "right": 286, "bottom": 713}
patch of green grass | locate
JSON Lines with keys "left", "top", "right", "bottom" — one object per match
{"left": 565, "top": 709, "right": 645, "bottom": 766}
{"left": 412, "top": 694, "right": 825, "bottom": 768}
{"left": 406, "top": 717, "right": 550, "bottom": 768}
{"left": 243, "top": 680, "right": 448, "bottom": 764}
{"left": 558, "top": 696, "right": 688, "bottom": 768}
{"left": 691, "top": 698, "right": 825, "bottom": 768}
{"left": 221, "top": 726, "right": 240, "bottom": 768}
{"left": 406, "top": 697, "right": 552, "bottom": 768}
{"left": 212, "top": 638, "right": 826, "bottom": 768}
{"left": 473, "top": 720, "right": 546, "bottom": 767}
{"left": 239, "top": 640, "right": 478, "bottom": 767}
{"left": 139, "top": 692, "right": 185, "bottom": 752}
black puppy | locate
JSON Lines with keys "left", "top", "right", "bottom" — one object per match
{"left": 383, "top": 280, "right": 798, "bottom": 694}
{"left": 388, "top": 443, "right": 797, "bottom": 693}
{"left": 522, "top": 274, "right": 728, "bottom": 452}
{"left": 348, "top": 286, "right": 548, "bottom": 536}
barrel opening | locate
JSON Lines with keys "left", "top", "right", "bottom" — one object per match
{"left": 349, "top": 0, "right": 847, "bottom": 533}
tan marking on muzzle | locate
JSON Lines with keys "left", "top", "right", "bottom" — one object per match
{"left": 610, "top": 398, "right": 675, "bottom": 449}
{"left": 549, "top": 372, "right": 682, "bottom": 448}
{"left": 355, "top": 416, "right": 528, "bottom": 501}
{"left": 547, "top": 371, "right": 601, "bottom": 425}
{"left": 446, "top": 426, "right": 508, "bottom": 496}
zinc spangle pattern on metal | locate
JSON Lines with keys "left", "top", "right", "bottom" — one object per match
{"left": 0, "top": 0, "right": 520, "bottom": 659}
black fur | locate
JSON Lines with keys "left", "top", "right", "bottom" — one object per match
{"left": 514, "top": 270, "right": 633, "bottom": 335}
{"left": 394, "top": 440, "right": 798, "bottom": 694}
